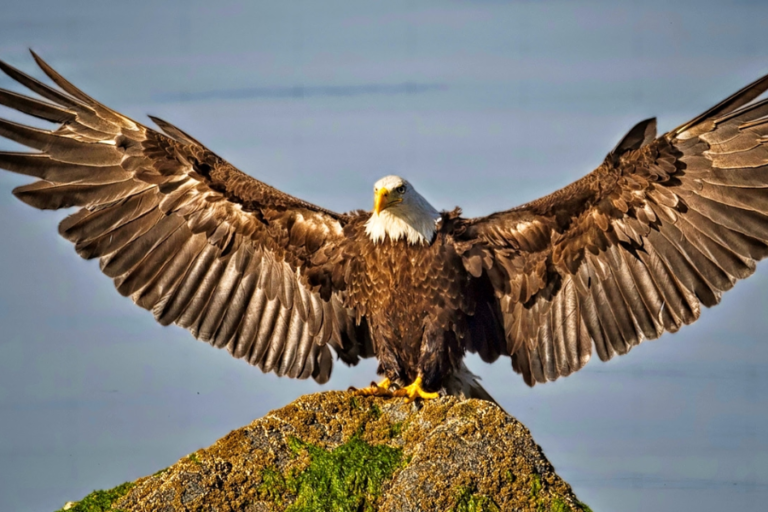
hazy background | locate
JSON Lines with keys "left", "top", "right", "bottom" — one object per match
{"left": 1, "top": 1, "right": 768, "bottom": 511}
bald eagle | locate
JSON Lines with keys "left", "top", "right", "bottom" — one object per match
{"left": 2, "top": 53, "right": 768, "bottom": 403}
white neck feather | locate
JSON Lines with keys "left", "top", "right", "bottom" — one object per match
{"left": 365, "top": 196, "right": 440, "bottom": 245}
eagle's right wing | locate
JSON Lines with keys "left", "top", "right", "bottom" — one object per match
{"left": 0, "top": 52, "right": 371, "bottom": 383}
{"left": 458, "top": 72, "right": 768, "bottom": 386}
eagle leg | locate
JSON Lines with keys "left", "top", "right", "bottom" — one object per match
{"left": 351, "top": 377, "right": 394, "bottom": 397}
{"left": 392, "top": 375, "right": 439, "bottom": 403}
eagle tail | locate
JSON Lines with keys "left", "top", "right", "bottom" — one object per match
{"left": 443, "top": 362, "right": 504, "bottom": 411}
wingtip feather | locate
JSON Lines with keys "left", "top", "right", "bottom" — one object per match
{"left": 675, "top": 72, "right": 768, "bottom": 139}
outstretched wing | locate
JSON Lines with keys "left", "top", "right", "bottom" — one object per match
{"left": 459, "top": 72, "right": 768, "bottom": 386}
{"left": 0, "top": 52, "right": 369, "bottom": 384}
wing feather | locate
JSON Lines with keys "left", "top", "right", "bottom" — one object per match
{"left": 77, "top": 207, "right": 165, "bottom": 260}
{"left": 215, "top": 257, "right": 259, "bottom": 350}
{"left": 114, "top": 221, "right": 192, "bottom": 297}
{"left": 262, "top": 305, "right": 291, "bottom": 374}
{"left": 232, "top": 284, "right": 267, "bottom": 359}
{"left": 0, "top": 88, "right": 75, "bottom": 123}
{"left": 250, "top": 296, "right": 283, "bottom": 367}
{"left": 605, "top": 244, "right": 659, "bottom": 340}
{"left": 0, "top": 153, "right": 126, "bottom": 184}
{"left": 201, "top": 248, "right": 252, "bottom": 345}
{"left": 134, "top": 234, "right": 209, "bottom": 310}
{"left": 279, "top": 308, "right": 306, "bottom": 377}
{"left": 290, "top": 324, "right": 316, "bottom": 379}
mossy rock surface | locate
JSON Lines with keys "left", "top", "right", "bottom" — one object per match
{"left": 60, "top": 391, "right": 590, "bottom": 511}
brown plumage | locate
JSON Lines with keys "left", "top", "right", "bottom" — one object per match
{"left": 2, "top": 52, "right": 768, "bottom": 400}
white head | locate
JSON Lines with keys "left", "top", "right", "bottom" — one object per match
{"left": 364, "top": 175, "right": 440, "bottom": 245}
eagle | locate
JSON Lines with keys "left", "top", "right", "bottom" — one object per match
{"left": 2, "top": 52, "right": 768, "bottom": 403}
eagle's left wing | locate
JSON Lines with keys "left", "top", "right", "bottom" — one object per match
{"left": 458, "top": 72, "right": 768, "bottom": 386}
{"left": 0, "top": 52, "right": 371, "bottom": 384}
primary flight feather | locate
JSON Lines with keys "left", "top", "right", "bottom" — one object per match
{"left": 2, "top": 51, "right": 768, "bottom": 402}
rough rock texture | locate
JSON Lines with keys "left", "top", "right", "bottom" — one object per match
{"left": 61, "top": 391, "right": 591, "bottom": 512}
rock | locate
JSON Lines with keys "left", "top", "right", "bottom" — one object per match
{"left": 61, "top": 391, "right": 592, "bottom": 512}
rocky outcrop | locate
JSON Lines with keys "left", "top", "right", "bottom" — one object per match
{"left": 58, "top": 391, "right": 591, "bottom": 512}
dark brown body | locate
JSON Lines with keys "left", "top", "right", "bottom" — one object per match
{"left": 340, "top": 215, "right": 505, "bottom": 391}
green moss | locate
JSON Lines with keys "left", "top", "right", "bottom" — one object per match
{"left": 449, "top": 485, "right": 500, "bottom": 512}
{"left": 577, "top": 501, "right": 594, "bottom": 512}
{"left": 54, "top": 481, "right": 134, "bottom": 512}
{"left": 258, "top": 467, "right": 290, "bottom": 505}
{"left": 530, "top": 473, "right": 542, "bottom": 498}
{"left": 389, "top": 421, "right": 403, "bottom": 438}
{"left": 187, "top": 453, "right": 201, "bottom": 465}
{"left": 286, "top": 436, "right": 305, "bottom": 455}
{"left": 552, "top": 497, "right": 571, "bottom": 512}
{"left": 259, "top": 434, "right": 405, "bottom": 512}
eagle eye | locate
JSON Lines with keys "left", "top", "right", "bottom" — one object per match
{"left": 396, "top": 185, "right": 406, "bottom": 194}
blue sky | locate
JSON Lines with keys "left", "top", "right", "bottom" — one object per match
{"left": 1, "top": 1, "right": 768, "bottom": 511}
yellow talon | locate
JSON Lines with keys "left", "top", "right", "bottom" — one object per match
{"left": 392, "top": 375, "right": 439, "bottom": 403}
{"left": 353, "top": 377, "right": 393, "bottom": 397}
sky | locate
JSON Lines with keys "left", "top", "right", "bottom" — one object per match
{"left": 1, "top": 1, "right": 768, "bottom": 511}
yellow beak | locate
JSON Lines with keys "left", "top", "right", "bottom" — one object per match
{"left": 373, "top": 187, "right": 389, "bottom": 215}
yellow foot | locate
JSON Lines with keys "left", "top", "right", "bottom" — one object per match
{"left": 392, "top": 375, "right": 440, "bottom": 403}
{"left": 351, "top": 378, "right": 393, "bottom": 397}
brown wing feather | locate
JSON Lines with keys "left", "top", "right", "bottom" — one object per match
{"left": 0, "top": 52, "right": 369, "bottom": 384}
{"left": 460, "top": 72, "right": 768, "bottom": 386}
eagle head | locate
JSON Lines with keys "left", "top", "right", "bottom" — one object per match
{"left": 365, "top": 175, "right": 440, "bottom": 245}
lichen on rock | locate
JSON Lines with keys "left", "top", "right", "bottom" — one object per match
{"left": 58, "top": 391, "right": 591, "bottom": 511}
